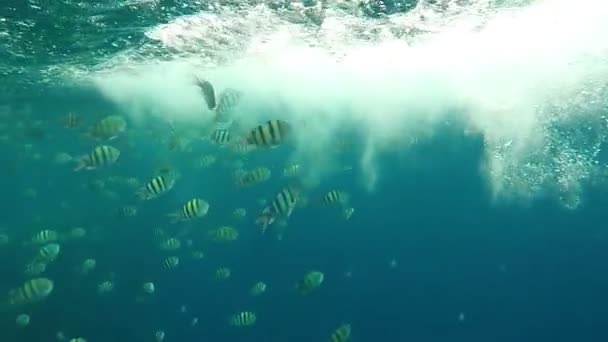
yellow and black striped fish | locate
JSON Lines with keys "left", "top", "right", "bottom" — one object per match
{"left": 236, "top": 167, "right": 271, "bottom": 187}
{"left": 229, "top": 311, "right": 256, "bottom": 327}
{"left": 245, "top": 120, "right": 291, "bottom": 148}
{"left": 208, "top": 226, "right": 239, "bottom": 242}
{"left": 87, "top": 115, "right": 127, "bottom": 140}
{"left": 74, "top": 145, "right": 120, "bottom": 171}
{"left": 330, "top": 324, "right": 351, "bottom": 342}
{"left": 30, "top": 229, "right": 58, "bottom": 245}
{"left": 211, "top": 128, "right": 231, "bottom": 145}
{"left": 322, "top": 190, "right": 350, "bottom": 206}
{"left": 138, "top": 175, "right": 176, "bottom": 200}
{"left": 256, "top": 187, "right": 299, "bottom": 233}
{"left": 169, "top": 198, "right": 210, "bottom": 222}
{"left": 7, "top": 278, "right": 54, "bottom": 307}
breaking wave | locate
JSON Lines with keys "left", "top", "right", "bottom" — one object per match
{"left": 21, "top": 0, "right": 608, "bottom": 207}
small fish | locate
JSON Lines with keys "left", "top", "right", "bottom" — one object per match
{"left": 232, "top": 208, "right": 247, "bottom": 220}
{"left": 214, "top": 267, "right": 231, "bottom": 280}
{"left": 245, "top": 120, "right": 291, "bottom": 148}
{"left": 295, "top": 270, "right": 324, "bottom": 295}
{"left": 69, "top": 337, "right": 87, "bottom": 342}
{"left": 283, "top": 163, "right": 300, "bottom": 177}
{"left": 67, "top": 227, "right": 86, "bottom": 240}
{"left": 115, "top": 206, "right": 138, "bottom": 218}
{"left": 16, "top": 313, "right": 30, "bottom": 327}
{"left": 142, "top": 282, "right": 155, "bottom": 294}
{"left": 208, "top": 226, "right": 239, "bottom": 242}
{"left": 330, "top": 324, "right": 352, "bottom": 342}
{"left": 256, "top": 187, "right": 299, "bottom": 233}
{"left": 163, "top": 256, "right": 179, "bottom": 269}
{"left": 87, "top": 115, "right": 127, "bottom": 140}
{"left": 7, "top": 278, "right": 54, "bottom": 307}
{"left": 215, "top": 88, "right": 243, "bottom": 123}
{"left": 249, "top": 281, "right": 267, "bottom": 296}
{"left": 159, "top": 238, "right": 181, "bottom": 251}
{"left": 74, "top": 145, "right": 120, "bottom": 171}
{"left": 236, "top": 167, "right": 271, "bottom": 187}
{"left": 30, "top": 230, "right": 58, "bottom": 245}
{"left": 97, "top": 281, "right": 115, "bottom": 294}
{"left": 210, "top": 128, "right": 231, "bottom": 145}
{"left": 53, "top": 152, "right": 73, "bottom": 165}
{"left": 62, "top": 112, "right": 80, "bottom": 128}
{"left": 197, "top": 155, "right": 216, "bottom": 168}
{"left": 322, "top": 190, "right": 350, "bottom": 206}
{"left": 231, "top": 140, "right": 256, "bottom": 154}
{"left": 195, "top": 77, "right": 217, "bottom": 110}
{"left": 137, "top": 174, "right": 176, "bottom": 200}
{"left": 80, "top": 259, "right": 96, "bottom": 274}
{"left": 229, "top": 311, "right": 256, "bottom": 327}
{"left": 168, "top": 198, "right": 210, "bottom": 222}
{"left": 37, "top": 243, "right": 61, "bottom": 263}
{"left": 191, "top": 251, "right": 204, "bottom": 260}
{"left": 342, "top": 207, "right": 355, "bottom": 220}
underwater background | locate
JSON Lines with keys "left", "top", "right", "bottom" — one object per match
{"left": 1, "top": 0, "right": 608, "bottom": 341}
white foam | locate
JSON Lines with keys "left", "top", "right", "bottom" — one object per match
{"left": 90, "top": 0, "right": 608, "bottom": 206}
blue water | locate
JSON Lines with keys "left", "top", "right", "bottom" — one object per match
{"left": 2, "top": 1, "right": 608, "bottom": 341}
{"left": 1, "top": 91, "right": 607, "bottom": 342}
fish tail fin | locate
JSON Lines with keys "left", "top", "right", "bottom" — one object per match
{"left": 73, "top": 157, "right": 87, "bottom": 172}
{"left": 167, "top": 212, "right": 181, "bottom": 224}
{"left": 135, "top": 188, "right": 148, "bottom": 201}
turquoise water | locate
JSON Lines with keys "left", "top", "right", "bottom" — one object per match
{"left": 2, "top": 0, "right": 608, "bottom": 341}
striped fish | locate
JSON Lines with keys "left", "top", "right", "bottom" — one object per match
{"left": 211, "top": 128, "right": 231, "bottom": 145}
{"left": 8, "top": 278, "right": 54, "bottom": 307}
{"left": 37, "top": 243, "right": 60, "bottom": 262}
{"left": 62, "top": 112, "right": 80, "bottom": 128}
{"left": 163, "top": 256, "right": 179, "bottom": 269}
{"left": 229, "top": 311, "right": 256, "bottom": 327}
{"left": 256, "top": 187, "right": 299, "bottom": 233}
{"left": 159, "top": 238, "right": 181, "bottom": 251}
{"left": 115, "top": 205, "right": 138, "bottom": 218}
{"left": 169, "top": 198, "right": 209, "bottom": 222}
{"left": 137, "top": 175, "right": 176, "bottom": 200}
{"left": 31, "top": 230, "right": 58, "bottom": 245}
{"left": 208, "top": 226, "right": 239, "bottom": 242}
{"left": 236, "top": 167, "right": 271, "bottom": 187}
{"left": 322, "top": 190, "right": 350, "bottom": 205}
{"left": 245, "top": 120, "right": 291, "bottom": 148}
{"left": 74, "top": 145, "right": 120, "bottom": 171}
{"left": 215, "top": 88, "right": 243, "bottom": 123}
{"left": 88, "top": 115, "right": 127, "bottom": 140}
